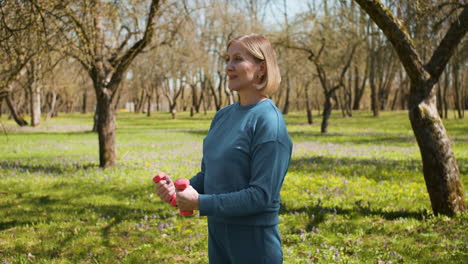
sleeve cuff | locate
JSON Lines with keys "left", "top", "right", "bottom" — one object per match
{"left": 198, "top": 194, "right": 215, "bottom": 216}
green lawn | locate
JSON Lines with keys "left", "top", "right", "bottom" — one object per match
{"left": 0, "top": 111, "right": 467, "bottom": 263}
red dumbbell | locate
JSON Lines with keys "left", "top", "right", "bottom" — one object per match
{"left": 153, "top": 172, "right": 177, "bottom": 206}
{"left": 174, "top": 178, "right": 194, "bottom": 216}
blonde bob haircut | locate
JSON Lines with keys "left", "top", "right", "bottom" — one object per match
{"left": 227, "top": 34, "right": 281, "bottom": 96}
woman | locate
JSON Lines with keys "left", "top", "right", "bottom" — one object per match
{"left": 155, "top": 34, "right": 292, "bottom": 264}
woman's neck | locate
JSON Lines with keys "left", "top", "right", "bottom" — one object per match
{"left": 238, "top": 90, "right": 267, "bottom": 106}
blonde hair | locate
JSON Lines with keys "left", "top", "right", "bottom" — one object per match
{"left": 227, "top": 34, "right": 281, "bottom": 96}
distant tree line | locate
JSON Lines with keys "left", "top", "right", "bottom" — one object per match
{"left": 1, "top": 1, "right": 465, "bottom": 127}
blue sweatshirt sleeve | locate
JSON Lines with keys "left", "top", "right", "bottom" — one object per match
{"left": 198, "top": 140, "right": 290, "bottom": 217}
{"left": 189, "top": 110, "right": 225, "bottom": 195}
{"left": 190, "top": 158, "right": 205, "bottom": 194}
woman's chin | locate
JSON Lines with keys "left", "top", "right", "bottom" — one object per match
{"left": 228, "top": 85, "right": 240, "bottom": 91}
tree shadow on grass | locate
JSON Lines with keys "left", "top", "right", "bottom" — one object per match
{"left": 288, "top": 156, "right": 424, "bottom": 181}
{"left": 0, "top": 190, "right": 168, "bottom": 256}
{"left": 183, "top": 129, "right": 209, "bottom": 137}
{"left": 279, "top": 201, "right": 428, "bottom": 232}
{"left": 289, "top": 156, "right": 468, "bottom": 180}
{"left": 289, "top": 131, "right": 417, "bottom": 145}
{"left": 0, "top": 161, "right": 98, "bottom": 175}
{"left": 2, "top": 130, "right": 95, "bottom": 136}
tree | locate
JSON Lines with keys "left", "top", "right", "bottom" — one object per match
{"left": 41, "top": 0, "right": 167, "bottom": 167}
{"left": 354, "top": 0, "right": 466, "bottom": 216}
{"left": 286, "top": 3, "right": 359, "bottom": 133}
{"left": 0, "top": 0, "right": 40, "bottom": 126}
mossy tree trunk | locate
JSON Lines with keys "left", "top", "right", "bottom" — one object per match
{"left": 354, "top": 0, "right": 467, "bottom": 216}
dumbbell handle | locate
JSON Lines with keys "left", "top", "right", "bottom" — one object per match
{"left": 174, "top": 178, "right": 194, "bottom": 216}
{"left": 153, "top": 173, "right": 176, "bottom": 206}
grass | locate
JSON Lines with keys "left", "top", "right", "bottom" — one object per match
{"left": 0, "top": 110, "right": 467, "bottom": 263}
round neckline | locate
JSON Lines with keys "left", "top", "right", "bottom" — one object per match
{"left": 236, "top": 98, "right": 270, "bottom": 110}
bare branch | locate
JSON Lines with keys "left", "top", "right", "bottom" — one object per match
{"left": 354, "top": 0, "right": 427, "bottom": 83}
{"left": 425, "top": 6, "right": 468, "bottom": 82}
{"left": 109, "top": 0, "right": 162, "bottom": 90}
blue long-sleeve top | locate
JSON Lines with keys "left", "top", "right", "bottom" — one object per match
{"left": 190, "top": 99, "right": 292, "bottom": 226}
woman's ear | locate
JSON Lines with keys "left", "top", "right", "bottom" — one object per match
{"left": 259, "top": 61, "right": 266, "bottom": 76}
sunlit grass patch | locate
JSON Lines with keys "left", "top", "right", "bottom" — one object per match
{"left": 0, "top": 111, "right": 467, "bottom": 263}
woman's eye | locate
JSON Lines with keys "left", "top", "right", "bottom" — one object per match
{"left": 234, "top": 56, "right": 243, "bottom": 61}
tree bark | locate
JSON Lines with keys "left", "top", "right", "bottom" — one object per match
{"left": 305, "top": 82, "right": 313, "bottom": 125}
{"left": 45, "top": 91, "right": 57, "bottom": 121}
{"left": 354, "top": 0, "right": 466, "bottom": 216}
{"left": 5, "top": 94, "right": 28, "bottom": 126}
{"left": 282, "top": 74, "right": 291, "bottom": 114}
{"left": 92, "top": 103, "right": 99, "bottom": 132}
{"left": 353, "top": 64, "right": 367, "bottom": 110}
{"left": 146, "top": 87, "right": 153, "bottom": 117}
{"left": 321, "top": 93, "right": 333, "bottom": 133}
{"left": 369, "top": 41, "right": 380, "bottom": 117}
{"left": 452, "top": 54, "right": 463, "bottom": 119}
{"left": 29, "top": 83, "right": 41, "bottom": 126}
{"left": 27, "top": 61, "right": 41, "bottom": 127}
{"left": 96, "top": 92, "right": 116, "bottom": 167}
{"left": 136, "top": 89, "right": 146, "bottom": 113}
{"left": 442, "top": 69, "right": 449, "bottom": 119}
{"left": 82, "top": 91, "right": 87, "bottom": 114}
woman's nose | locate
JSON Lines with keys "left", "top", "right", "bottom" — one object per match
{"left": 225, "top": 60, "right": 233, "bottom": 72}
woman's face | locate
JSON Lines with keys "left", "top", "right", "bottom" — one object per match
{"left": 225, "top": 42, "right": 263, "bottom": 92}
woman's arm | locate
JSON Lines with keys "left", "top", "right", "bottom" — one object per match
{"left": 198, "top": 140, "right": 291, "bottom": 217}
{"left": 190, "top": 158, "right": 206, "bottom": 194}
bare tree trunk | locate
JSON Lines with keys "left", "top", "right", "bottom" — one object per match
{"left": 29, "top": 83, "right": 41, "bottom": 126}
{"left": 82, "top": 91, "right": 87, "bottom": 114}
{"left": 390, "top": 85, "right": 400, "bottom": 111}
{"left": 209, "top": 72, "right": 223, "bottom": 111}
{"left": 369, "top": 50, "right": 380, "bottom": 117}
{"left": 196, "top": 85, "right": 204, "bottom": 113}
{"left": 190, "top": 83, "right": 198, "bottom": 114}
{"left": 92, "top": 104, "right": 98, "bottom": 132}
{"left": 27, "top": 61, "right": 41, "bottom": 127}
{"left": 338, "top": 88, "right": 346, "bottom": 117}
{"left": 146, "top": 91, "right": 152, "bottom": 117}
{"left": 96, "top": 92, "right": 116, "bottom": 167}
{"left": 321, "top": 94, "right": 333, "bottom": 133}
{"left": 452, "top": 56, "right": 463, "bottom": 119}
{"left": 282, "top": 74, "right": 291, "bottom": 114}
{"left": 409, "top": 87, "right": 464, "bottom": 215}
{"left": 136, "top": 89, "right": 146, "bottom": 113}
{"left": 45, "top": 91, "right": 57, "bottom": 121}
{"left": 224, "top": 83, "right": 234, "bottom": 106}
{"left": 180, "top": 83, "right": 186, "bottom": 112}
{"left": 442, "top": 68, "right": 449, "bottom": 119}
{"left": 352, "top": 56, "right": 368, "bottom": 110}
{"left": 282, "top": 0, "right": 290, "bottom": 115}
{"left": 355, "top": 0, "right": 466, "bottom": 216}
{"left": 6, "top": 94, "right": 28, "bottom": 126}
{"left": 305, "top": 82, "right": 313, "bottom": 125}
{"left": 155, "top": 92, "right": 160, "bottom": 112}
{"left": 436, "top": 81, "right": 443, "bottom": 117}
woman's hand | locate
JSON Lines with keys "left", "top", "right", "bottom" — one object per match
{"left": 155, "top": 177, "right": 176, "bottom": 204}
{"left": 176, "top": 185, "right": 199, "bottom": 211}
